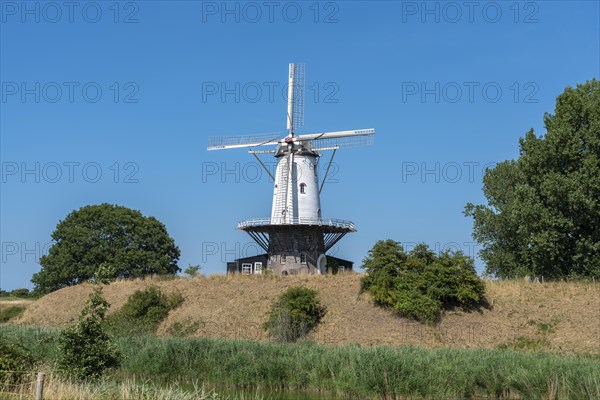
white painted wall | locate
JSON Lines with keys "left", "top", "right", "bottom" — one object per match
{"left": 294, "top": 154, "right": 321, "bottom": 221}
{"left": 270, "top": 144, "right": 321, "bottom": 224}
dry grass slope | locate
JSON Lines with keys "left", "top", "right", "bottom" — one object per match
{"left": 16, "top": 275, "right": 600, "bottom": 355}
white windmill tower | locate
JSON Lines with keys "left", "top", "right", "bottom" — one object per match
{"left": 208, "top": 63, "right": 375, "bottom": 275}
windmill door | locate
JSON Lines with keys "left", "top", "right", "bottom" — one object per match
{"left": 254, "top": 262, "right": 263, "bottom": 275}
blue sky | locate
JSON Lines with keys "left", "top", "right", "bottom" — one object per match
{"left": 1, "top": 1, "right": 598, "bottom": 290}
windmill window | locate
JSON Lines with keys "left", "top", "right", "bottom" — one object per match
{"left": 300, "top": 254, "right": 306, "bottom": 264}
{"left": 300, "top": 183, "right": 306, "bottom": 194}
{"left": 241, "top": 263, "right": 252, "bottom": 275}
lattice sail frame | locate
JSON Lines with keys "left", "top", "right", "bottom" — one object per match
{"left": 291, "top": 63, "right": 305, "bottom": 131}
{"left": 207, "top": 133, "right": 280, "bottom": 150}
{"left": 310, "top": 133, "right": 374, "bottom": 150}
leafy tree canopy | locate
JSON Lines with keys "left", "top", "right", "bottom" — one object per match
{"left": 465, "top": 79, "right": 600, "bottom": 279}
{"left": 0, "top": 288, "right": 34, "bottom": 299}
{"left": 32, "top": 203, "right": 180, "bottom": 294}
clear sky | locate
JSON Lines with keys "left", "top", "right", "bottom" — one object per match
{"left": 1, "top": 1, "right": 598, "bottom": 290}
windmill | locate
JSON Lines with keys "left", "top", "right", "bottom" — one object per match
{"left": 208, "top": 63, "right": 375, "bottom": 275}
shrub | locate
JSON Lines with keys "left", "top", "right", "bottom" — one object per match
{"left": 0, "top": 337, "right": 37, "bottom": 384}
{"left": 106, "top": 286, "right": 183, "bottom": 336}
{"left": 361, "top": 241, "right": 486, "bottom": 323}
{"left": 393, "top": 290, "right": 441, "bottom": 323}
{"left": 263, "top": 286, "right": 325, "bottom": 342}
{"left": 57, "top": 288, "right": 121, "bottom": 380}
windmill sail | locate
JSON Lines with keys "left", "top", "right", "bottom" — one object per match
{"left": 311, "top": 134, "right": 374, "bottom": 150}
{"left": 295, "top": 128, "right": 375, "bottom": 150}
{"left": 207, "top": 133, "right": 280, "bottom": 150}
{"left": 287, "top": 63, "right": 305, "bottom": 133}
{"left": 291, "top": 63, "right": 305, "bottom": 131}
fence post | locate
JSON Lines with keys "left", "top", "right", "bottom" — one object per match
{"left": 35, "top": 372, "right": 45, "bottom": 400}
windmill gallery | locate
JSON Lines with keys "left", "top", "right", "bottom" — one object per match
{"left": 208, "top": 64, "right": 375, "bottom": 276}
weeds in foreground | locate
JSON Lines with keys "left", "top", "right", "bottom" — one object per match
{"left": 0, "top": 372, "right": 263, "bottom": 400}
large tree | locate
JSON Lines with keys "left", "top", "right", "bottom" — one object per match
{"left": 32, "top": 204, "right": 180, "bottom": 294}
{"left": 465, "top": 79, "right": 600, "bottom": 279}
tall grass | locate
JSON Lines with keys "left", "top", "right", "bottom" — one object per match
{"left": 1, "top": 325, "right": 598, "bottom": 399}
{"left": 0, "top": 372, "right": 261, "bottom": 400}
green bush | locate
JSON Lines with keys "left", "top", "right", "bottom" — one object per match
{"left": 106, "top": 286, "right": 183, "bottom": 336}
{"left": 58, "top": 288, "right": 121, "bottom": 380}
{"left": 0, "top": 336, "right": 37, "bottom": 384}
{"left": 393, "top": 290, "right": 441, "bottom": 323}
{"left": 263, "top": 286, "right": 325, "bottom": 342}
{"left": 361, "top": 240, "right": 486, "bottom": 323}
{"left": 0, "top": 305, "right": 26, "bottom": 323}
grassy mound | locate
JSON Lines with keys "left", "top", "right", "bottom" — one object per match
{"left": 15, "top": 275, "right": 600, "bottom": 355}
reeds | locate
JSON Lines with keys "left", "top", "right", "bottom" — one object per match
{"left": 0, "top": 372, "right": 258, "bottom": 400}
{"left": 1, "top": 325, "right": 598, "bottom": 399}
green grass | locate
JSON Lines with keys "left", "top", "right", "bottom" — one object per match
{"left": 498, "top": 336, "right": 549, "bottom": 352}
{"left": 167, "top": 318, "right": 204, "bottom": 337}
{"left": 1, "top": 324, "right": 599, "bottom": 399}
{"left": 0, "top": 305, "right": 26, "bottom": 322}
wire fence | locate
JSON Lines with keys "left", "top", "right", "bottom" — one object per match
{"left": 0, "top": 370, "right": 41, "bottom": 399}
